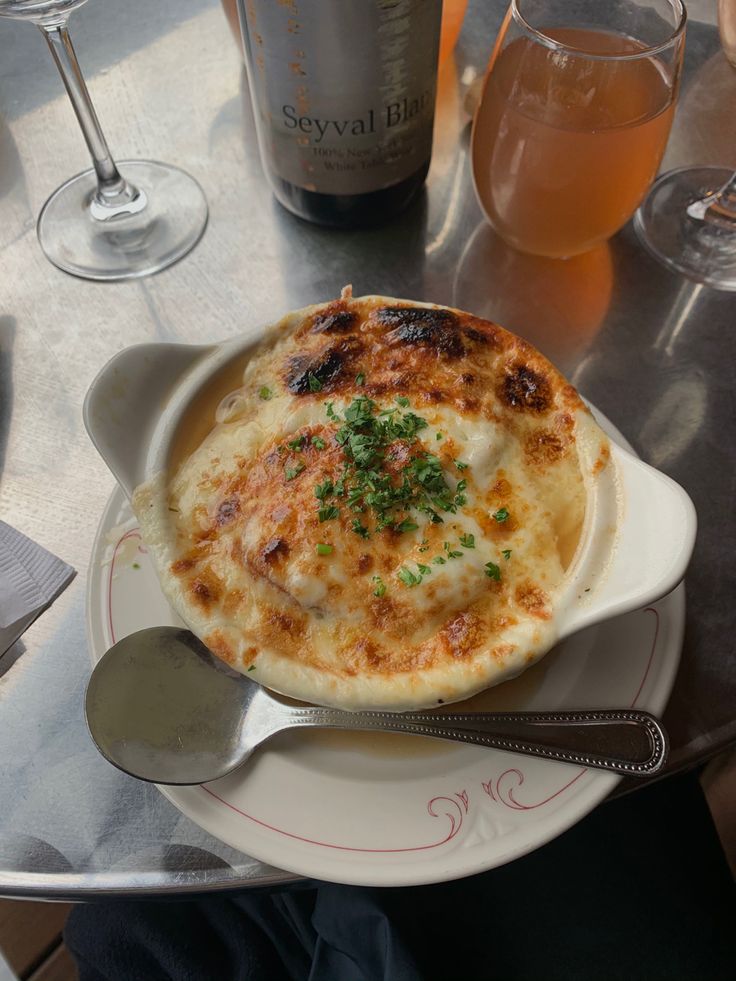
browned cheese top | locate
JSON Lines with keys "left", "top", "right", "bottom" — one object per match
{"left": 133, "top": 294, "right": 609, "bottom": 710}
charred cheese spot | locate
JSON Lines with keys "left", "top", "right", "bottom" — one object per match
{"left": 216, "top": 496, "right": 240, "bottom": 526}
{"left": 499, "top": 362, "right": 552, "bottom": 413}
{"left": 223, "top": 589, "right": 246, "bottom": 617}
{"left": 525, "top": 430, "right": 565, "bottom": 466}
{"left": 206, "top": 628, "right": 237, "bottom": 665}
{"left": 311, "top": 309, "right": 358, "bottom": 334}
{"left": 464, "top": 326, "right": 494, "bottom": 346}
{"left": 189, "top": 571, "right": 222, "bottom": 610}
{"left": 286, "top": 338, "right": 363, "bottom": 395}
{"left": 515, "top": 582, "right": 552, "bottom": 619}
{"left": 492, "top": 643, "right": 515, "bottom": 663}
{"left": 357, "top": 553, "right": 374, "bottom": 574}
{"left": 171, "top": 556, "right": 196, "bottom": 574}
{"left": 422, "top": 390, "right": 446, "bottom": 403}
{"left": 593, "top": 441, "right": 611, "bottom": 475}
{"left": 261, "top": 538, "right": 289, "bottom": 563}
{"left": 354, "top": 639, "right": 384, "bottom": 669}
{"left": 442, "top": 611, "right": 483, "bottom": 659}
{"left": 375, "top": 306, "right": 466, "bottom": 359}
{"left": 269, "top": 611, "right": 296, "bottom": 633}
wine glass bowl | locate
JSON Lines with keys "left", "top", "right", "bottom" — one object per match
{"left": 0, "top": 0, "right": 208, "bottom": 280}
{"left": 471, "top": 0, "right": 686, "bottom": 259}
{"left": 635, "top": 166, "right": 736, "bottom": 290}
{"left": 0, "top": 0, "right": 88, "bottom": 23}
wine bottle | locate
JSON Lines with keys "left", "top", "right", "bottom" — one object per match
{"left": 236, "top": 0, "right": 442, "bottom": 228}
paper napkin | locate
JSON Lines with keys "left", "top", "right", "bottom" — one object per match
{"left": 0, "top": 521, "right": 76, "bottom": 656}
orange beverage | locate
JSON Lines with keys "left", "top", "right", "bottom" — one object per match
{"left": 473, "top": 25, "right": 682, "bottom": 257}
{"left": 439, "top": 0, "right": 468, "bottom": 65}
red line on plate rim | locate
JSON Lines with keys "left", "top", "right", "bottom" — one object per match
{"left": 487, "top": 605, "right": 661, "bottom": 812}
{"left": 200, "top": 787, "right": 468, "bottom": 853}
{"left": 107, "top": 528, "right": 144, "bottom": 646}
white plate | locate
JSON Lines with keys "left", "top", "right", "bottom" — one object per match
{"left": 87, "top": 480, "right": 684, "bottom": 886}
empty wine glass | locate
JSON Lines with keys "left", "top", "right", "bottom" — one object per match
{"left": 635, "top": 3, "right": 736, "bottom": 290}
{"left": 0, "top": 0, "right": 208, "bottom": 281}
{"left": 635, "top": 167, "right": 736, "bottom": 290}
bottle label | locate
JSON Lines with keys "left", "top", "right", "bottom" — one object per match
{"left": 239, "top": 0, "right": 442, "bottom": 195}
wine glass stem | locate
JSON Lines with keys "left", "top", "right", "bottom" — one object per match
{"left": 40, "top": 20, "right": 146, "bottom": 219}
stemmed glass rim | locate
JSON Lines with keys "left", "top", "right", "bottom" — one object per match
{"left": 510, "top": 0, "right": 687, "bottom": 60}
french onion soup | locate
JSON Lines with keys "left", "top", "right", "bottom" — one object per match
{"left": 132, "top": 290, "right": 611, "bottom": 711}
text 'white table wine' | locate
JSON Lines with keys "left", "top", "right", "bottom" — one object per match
{"left": 237, "top": 0, "right": 442, "bottom": 227}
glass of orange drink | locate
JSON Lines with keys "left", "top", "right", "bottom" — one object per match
{"left": 471, "top": 0, "right": 686, "bottom": 258}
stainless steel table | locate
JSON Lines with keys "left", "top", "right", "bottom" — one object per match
{"left": 0, "top": 0, "right": 734, "bottom": 899}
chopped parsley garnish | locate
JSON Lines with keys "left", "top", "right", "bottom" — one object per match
{"left": 459, "top": 533, "right": 475, "bottom": 549}
{"left": 444, "top": 541, "right": 463, "bottom": 559}
{"left": 436, "top": 432, "right": 443, "bottom": 440}
{"left": 432, "top": 555, "right": 446, "bottom": 565}
{"left": 316, "top": 543, "right": 333, "bottom": 556}
{"left": 493, "top": 508, "right": 510, "bottom": 523}
{"left": 310, "top": 396, "right": 465, "bottom": 537}
{"left": 398, "top": 558, "right": 438, "bottom": 586}
{"left": 308, "top": 373, "right": 323, "bottom": 392}
{"left": 485, "top": 561, "right": 502, "bottom": 581}
{"left": 397, "top": 566, "right": 421, "bottom": 587}
{"left": 455, "top": 460, "right": 468, "bottom": 470}
{"left": 502, "top": 549, "right": 512, "bottom": 560}
{"left": 352, "top": 519, "right": 369, "bottom": 538}
{"left": 285, "top": 462, "right": 305, "bottom": 481}
{"left": 311, "top": 436, "right": 326, "bottom": 450}
{"left": 132, "top": 562, "right": 140, "bottom": 569}
{"left": 418, "top": 538, "right": 430, "bottom": 553}
{"left": 318, "top": 505, "right": 339, "bottom": 522}
{"left": 372, "top": 575, "right": 386, "bottom": 598}
{"left": 287, "top": 435, "right": 306, "bottom": 451}
{"left": 315, "top": 479, "right": 334, "bottom": 500}
{"left": 355, "top": 373, "right": 365, "bottom": 386}
{"left": 259, "top": 386, "right": 272, "bottom": 400}
{"left": 247, "top": 665, "right": 257, "bottom": 672}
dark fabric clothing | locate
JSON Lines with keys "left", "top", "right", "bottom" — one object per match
{"left": 65, "top": 772, "right": 736, "bottom": 981}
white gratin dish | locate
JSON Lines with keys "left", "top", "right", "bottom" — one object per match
{"left": 83, "top": 300, "right": 697, "bottom": 706}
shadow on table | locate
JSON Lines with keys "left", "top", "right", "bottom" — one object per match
{"left": 0, "top": 639, "right": 25, "bottom": 677}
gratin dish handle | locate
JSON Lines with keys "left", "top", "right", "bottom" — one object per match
{"left": 564, "top": 444, "right": 697, "bottom": 636}
{"left": 83, "top": 343, "right": 213, "bottom": 499}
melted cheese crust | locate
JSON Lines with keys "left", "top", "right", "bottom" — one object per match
{"left": 133, "top": 295, "right": 610, "bottom": 710}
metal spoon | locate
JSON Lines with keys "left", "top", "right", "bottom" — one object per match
{"left": 84, "top": 626, "right": 669, "bottom": 785}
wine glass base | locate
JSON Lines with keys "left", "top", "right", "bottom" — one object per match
{"left": 37, "top": 160, "right": 208, "bottom": 281}
{"left": 634, "top": 166, "right": 736, "bottom": 291}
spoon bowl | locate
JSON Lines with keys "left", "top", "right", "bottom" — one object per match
{"left": 85, "top": 627, "right": 269, "bottom": 784}
{"left": 85, "top": 626, "right": 669, "bottom": 785}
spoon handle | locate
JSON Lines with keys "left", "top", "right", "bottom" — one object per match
{"left": 280, "top": 708, "right": 668, "bottom": 776}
